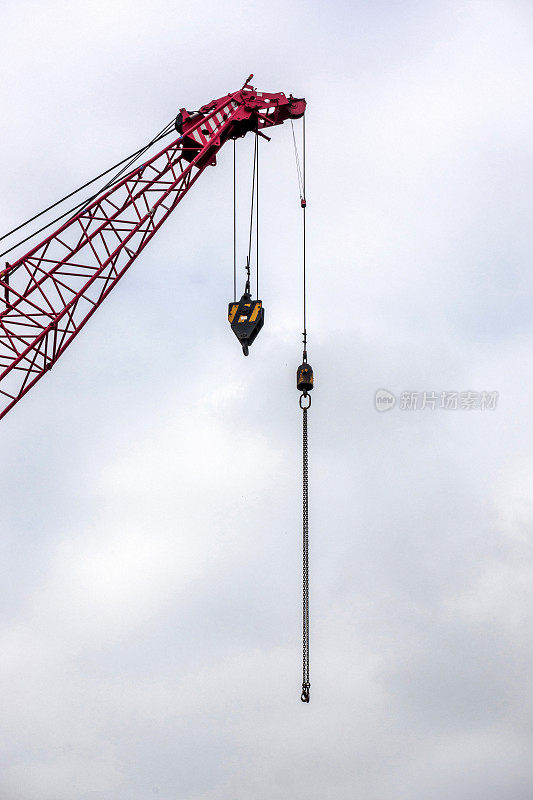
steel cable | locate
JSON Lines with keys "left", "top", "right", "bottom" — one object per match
{"left": 0, "top": 119, "right": 175, "bottom": 261}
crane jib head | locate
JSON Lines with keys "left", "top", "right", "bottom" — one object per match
{"left": 175, "top": 88, "right": 306, "bottom": 161}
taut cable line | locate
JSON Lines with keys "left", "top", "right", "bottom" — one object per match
{"left": 0, "top": 120, "right": 176, "bottom": 262}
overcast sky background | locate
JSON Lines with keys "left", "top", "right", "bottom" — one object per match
{"left": 0, "top": 1, "right": 532, "bottom": 798}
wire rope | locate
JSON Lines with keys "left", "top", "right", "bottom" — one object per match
{"left": 233, "top": 138, "right": 237, "bottom": 302}
{"left": 0, "top": 119, "right": 176, "bottom": 262}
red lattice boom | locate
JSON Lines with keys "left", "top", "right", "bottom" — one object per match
{"left": 0, "top": 83, "right": 305, "bottom": 420}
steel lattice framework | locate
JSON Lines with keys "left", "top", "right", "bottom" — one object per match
{"left": 0, "top": 81, "right": 305, "bottom": 420}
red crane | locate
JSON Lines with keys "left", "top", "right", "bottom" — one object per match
{"left": 0, "top": 78, "right": 306, "bottom": 420}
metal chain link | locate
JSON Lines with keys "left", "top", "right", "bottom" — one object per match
{"left": 301, "top": 403, "right": 310, "bottom": 702}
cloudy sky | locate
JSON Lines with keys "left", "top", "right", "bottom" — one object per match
{"left": 1, "top": 1, "right": 532, "bottom": 798}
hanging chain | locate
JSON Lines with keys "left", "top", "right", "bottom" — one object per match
{"left": 295, "top": 113, "right": 312, "bottom": 703}
{"left": 301, "top": 400, "right": 310, "bottom": 702}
